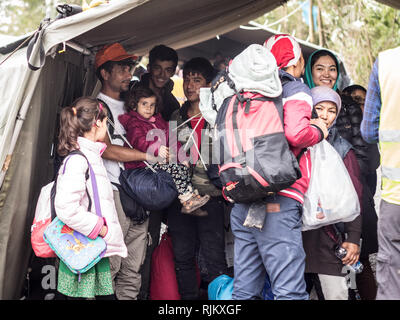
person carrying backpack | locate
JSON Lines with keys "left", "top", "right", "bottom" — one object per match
{"left": 55, "top": 97, "right": 127, "bottom": 299}
{"left": 229, "top": 35, "right": 327, "bottom": 300}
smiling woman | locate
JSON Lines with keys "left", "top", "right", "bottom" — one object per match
{"left": 311, "top": 55, "right": 338, "bottom": 89}
{"left": 304, "top": 49, "right": 340, "bottom": 91}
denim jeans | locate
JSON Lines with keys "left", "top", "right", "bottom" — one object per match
{"left": 230, "top": 194, "right": 308, "bottom": 300}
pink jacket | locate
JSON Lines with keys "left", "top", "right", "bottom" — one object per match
{"left": 276, "top": 71, "right": 323, "bottom": 204}
{"left": 119, "top": 111, "right": 181, "bottom": 169}
{"left": 54, "top": 137, "right": 127, "bottom": 258}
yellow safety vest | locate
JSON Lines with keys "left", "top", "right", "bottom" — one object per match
{"left": 378, "top": 46, "right": 400, "bottom": 205}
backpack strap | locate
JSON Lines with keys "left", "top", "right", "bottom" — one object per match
{"left": 97, "top": 98, "right": 125, "bottom": 144}
{"left": 50, "top": 149, "right": 103, "bottom": 220}
{"left": 69, "top": 150, "right": 103, "bottom": 218}
{"left": 230, "top": 96, "right": 252, "bottom": 187}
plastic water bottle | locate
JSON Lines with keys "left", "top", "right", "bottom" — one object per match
{"left": 334, "top": 246, "right": 363, "bottom": 274}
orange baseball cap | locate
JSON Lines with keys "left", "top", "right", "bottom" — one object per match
{"left": 95, "top": 43, "right": 138, "bottom": 70}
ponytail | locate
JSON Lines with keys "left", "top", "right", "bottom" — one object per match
{"left": 57, "top": 96, "right": 107, "bottom": 156}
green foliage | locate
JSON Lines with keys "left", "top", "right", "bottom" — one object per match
{"left": 0, "top": 0, "right": 82, "bottom": 36}
{"left": 259, "top": 0, "right": 400, "bottom": 87}
{"left": 1, "top": 0, "right": 399, "bottom": 87}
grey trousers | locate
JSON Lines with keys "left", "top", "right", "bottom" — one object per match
{"left": 376, "top": 199, "right": 400, "bottom": 300}
{"left": 109, "top": 190, "right": 149, "bottom": 300}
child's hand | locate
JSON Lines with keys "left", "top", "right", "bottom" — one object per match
{"left": 182, "top": 161, "right": 190, "bottom": 168}
{"left": 99, "top": 226, "right": 108, "bottom": 238}
{"left": 159, "top": 145, "right": 169, "bottom": 159}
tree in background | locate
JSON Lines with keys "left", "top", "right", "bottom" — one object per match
{"left": 1, "top": 0, "right": 399, "bottom": 86}
{"left": 0, "top": 0, "right": 81, "bottom": 36}
{"left": 256, "top": 0, "right": 400, "bottom": 87}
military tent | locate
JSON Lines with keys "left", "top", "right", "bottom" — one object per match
{"left": 0, "top": 0, "right": 288, "bottom": 300}
{"left": 0, "top": 0, "right": 398, "bottom": 300}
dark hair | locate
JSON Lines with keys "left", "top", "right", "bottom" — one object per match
{"left": 311, "top": 49, "right": 338, "bottom": 70}
{"left": 125, "top": 85, "right": 158, "bottom": 113}
{"left": 183, "top": 57, "right": 216, "bottom": 84}
{"left": 96, "top": 58, "right": 135, "bottom": 83}
{"left": 58, "top": 97, "right": 107, "bottom": 156}
{"left": 148, "top": 45, "right": 178, "bottom": 69}
{"left": 342, "top": 84, "right": 367, "bottom": 96}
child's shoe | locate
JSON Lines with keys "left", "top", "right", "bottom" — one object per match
{"left": 181, "top": 194, "right": 210, "bottom": 215}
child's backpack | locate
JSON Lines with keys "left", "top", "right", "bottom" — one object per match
{"left": 31, "top": 150, "right": 91, "bottom": 258}
{"left": 213, "top": 79, "right": 301, "bottom": 203}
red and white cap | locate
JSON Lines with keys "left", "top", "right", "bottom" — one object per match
{"left": 263, "top": 34, "right": 301, "bottom": 69}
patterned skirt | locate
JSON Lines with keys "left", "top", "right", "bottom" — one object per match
{"left": 57, "top": 257, "right": 114, "bottom": 298}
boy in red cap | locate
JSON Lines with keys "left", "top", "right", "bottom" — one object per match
{"left": 95, "top": 42, "right": 151, "bottom": 300}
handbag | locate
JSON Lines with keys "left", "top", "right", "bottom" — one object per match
{"left": 113, "top": 182, "right": 150, "bottom": 225}
{"left": 31, "top": 150, "right": 91, "bottom": 258}
{"left": 119, "top": 167, "right": 178, "bottom": 211}
{"left": 105, "top": 116, "right": 178, "bottom": 212}
{"left": 302, "top": 140, "right": 360, "bottom": 231}
{"left": 43, "top": 151, "right": 106, "bottom": 277}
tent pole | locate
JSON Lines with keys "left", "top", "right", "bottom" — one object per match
{"left": 65, "top": 41, "right": 92, "bottom": 56}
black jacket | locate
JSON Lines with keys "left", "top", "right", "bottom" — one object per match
{"left": 335, "top": 94, "right": 379, "bottom": 257}
{"left": 335, "top": 95, "right": 379, "bottom": 176}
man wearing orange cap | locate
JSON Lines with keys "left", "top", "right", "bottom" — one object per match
{"left": 95, "top": 42, "right": 150, "bottom": 300}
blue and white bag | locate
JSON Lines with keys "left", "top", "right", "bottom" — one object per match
{"left": 44, "top": 151, "right": 106, "bottom": 277}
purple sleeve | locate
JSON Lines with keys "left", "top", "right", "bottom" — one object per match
{"left": 361, "top": 59, "right": 381, "bottom": 144}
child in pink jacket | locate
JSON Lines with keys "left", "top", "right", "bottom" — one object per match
{"left": 119, "top": 85, "right": 209, "bottom": 215}
{"left": 55, "top": 96, "right": 127, "bottom": 299}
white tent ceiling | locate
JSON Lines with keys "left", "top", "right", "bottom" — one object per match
{"left": 38, "top": 0, "right": 285, "bottom": 57}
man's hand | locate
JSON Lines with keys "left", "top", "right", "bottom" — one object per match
{"left": 341, "top": 242, "right": 360, "bottom": 266}
{"left": 310, "top": 118, "right": 329, "bottom": 139}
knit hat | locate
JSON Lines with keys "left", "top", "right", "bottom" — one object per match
{"left": 311, "top": 85, "right": 342, "bottom": 115}
{"left": 95, "top": 43, "right": 137, "bottom": 70}
{"left": 228, "top": 44, "right": 282, "bottom": 98}
{"left": 263, "top": 34, "right": 301, "bottom": 69}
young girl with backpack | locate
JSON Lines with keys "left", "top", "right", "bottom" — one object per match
{"left": 118, "top": 85, "right": 210, "bottom": 215}
{"left": 55, "top": 97, "right": 127, "bottom": 299}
